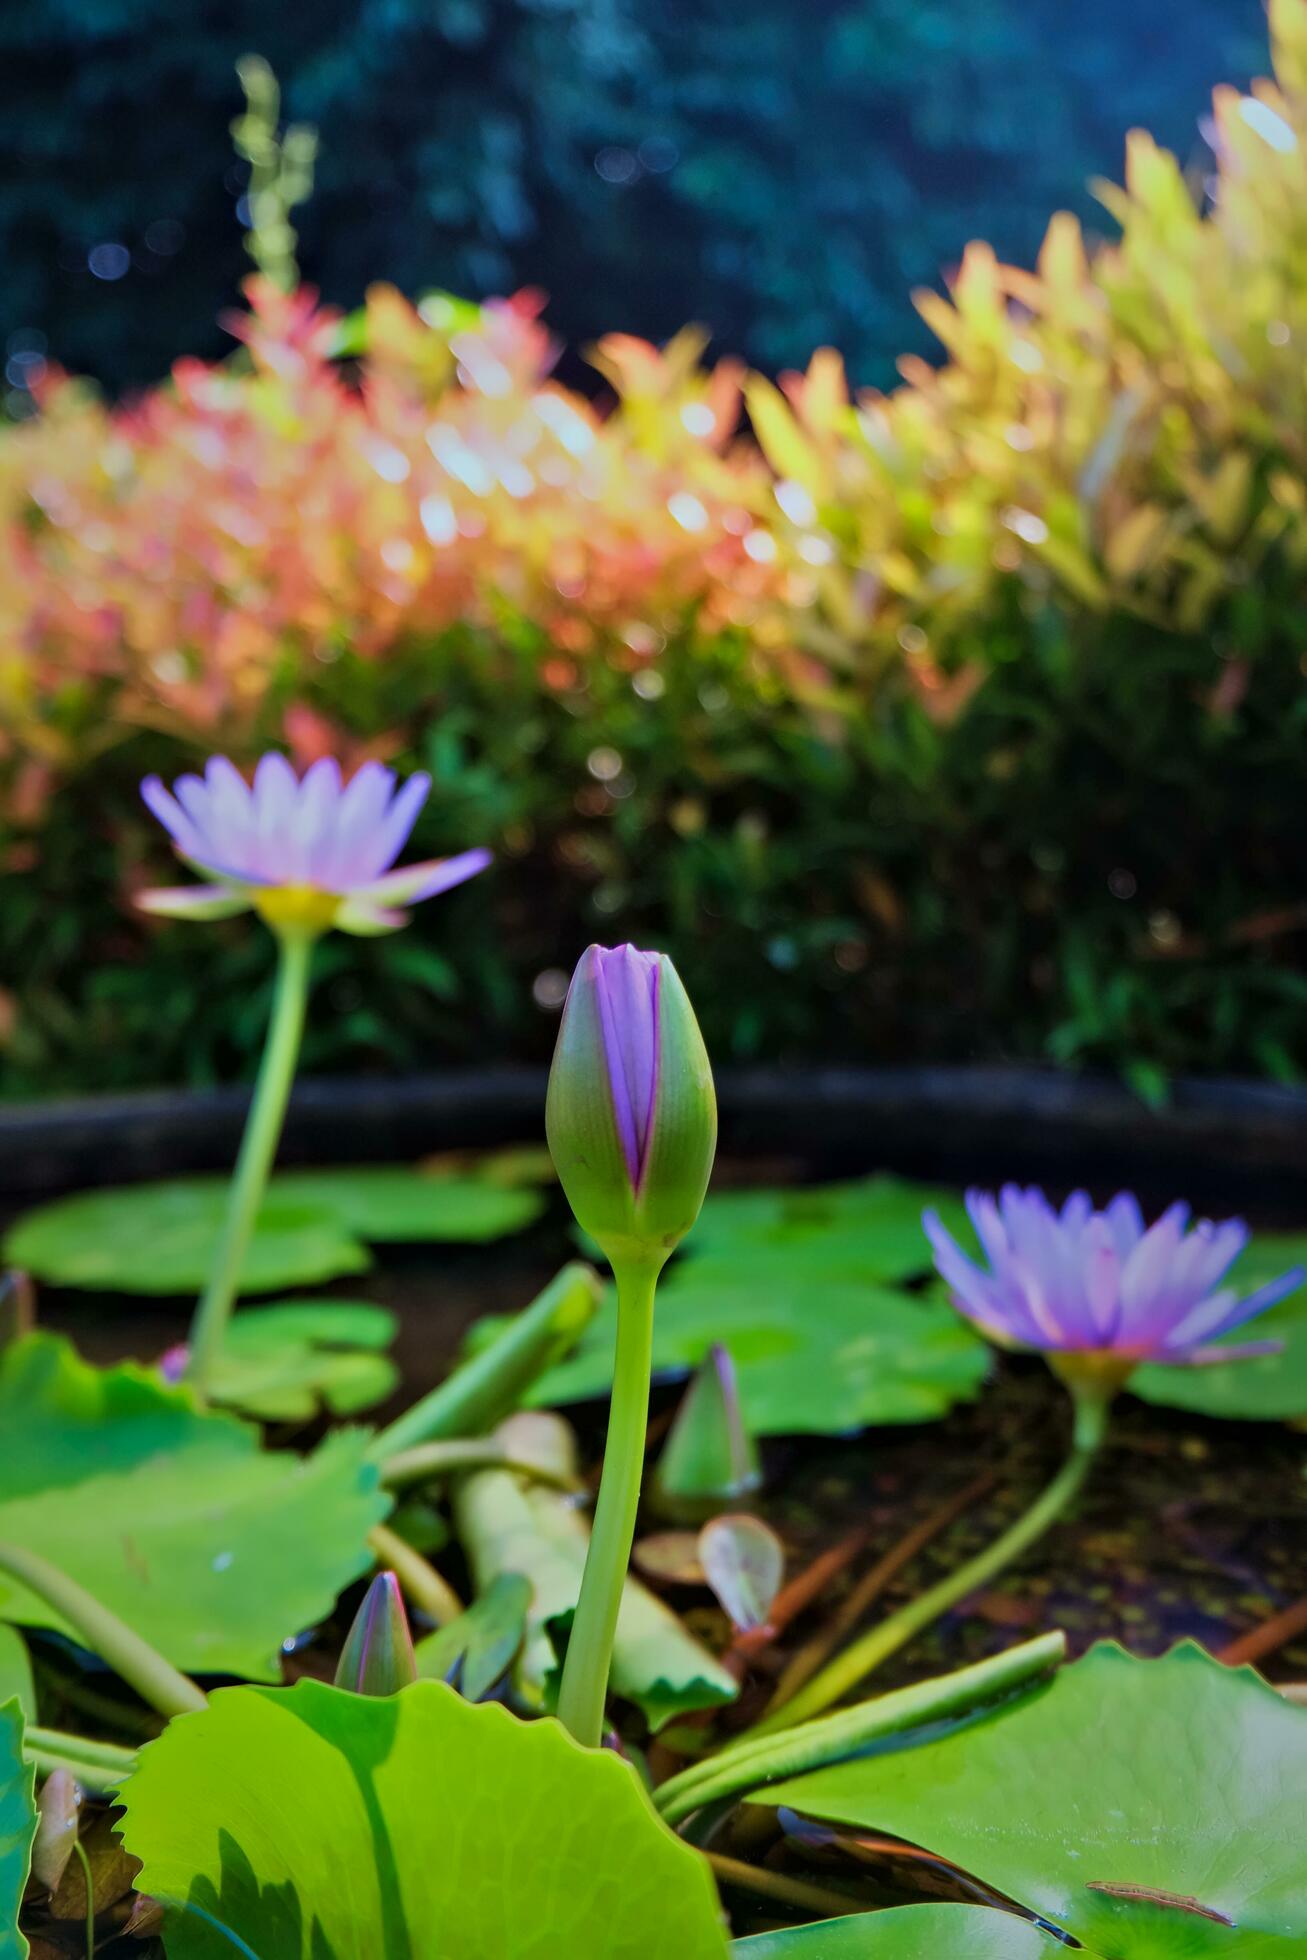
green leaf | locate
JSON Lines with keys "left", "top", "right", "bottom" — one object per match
{"left": 0, "top": 1633, "right": 32, "bottom": 1725}
{"left": 118, "top": 1679, "right": 731, "bottom": 1958}
{"left": 525, "top": 1274, "right": 988, "bottom": 1436}
{"left": 758, "top": 1643, "right": 1307, "bottom": 1957}
{"left": 686, "top": 1176, "right": 968, "bottom": 1281}
{"left": 207, "top": 1302, "right": 399, "bottom": 1421}
{"left": 0, "top": 1333, "right": 388, "bottom": 1680}
{"left": 269, "top": 1167, "right": 546, "bottom": 1242}
{"left": 0, "top": 1698, "right": 35, "bottom": 1960}
{"left": 1133, "top": 1237, "right": 1307, "bottom": 1421}
{"left": 414, "top": 1572, "right": 530, "bottom": 1700}
{"left": 5, "top": 1165, "right": 544, "bottom": 1297}
{"left": 732, "top": 1905, "right": 1069, "bottom": 1957}
{"left": 4, "top": 1180, "right": 370, "bottom": 1296}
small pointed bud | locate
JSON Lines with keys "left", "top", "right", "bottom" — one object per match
{"left": 546, "top": 944, "right": 716, "bottom": 1272}
{"left": 699, "top": 1514, "right": 785, "bottom": 1634}
{"left": 652, "top": 1343, "right": 762, "bottom": 1521}
{"left": 32, "top": 1768, "right": 83, "bottom": 1891}
{"left": 334, "top": 1572, "right": 418, "bottom": 1696}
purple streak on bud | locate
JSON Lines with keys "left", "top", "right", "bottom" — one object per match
{"left": 592, "top": 944, "right": 661, "bottom": 1188}
{"left": 158, "top": 1344, "right": 189, "bottom": 1386}
{"left": 334, "top": 1571, "right": 418, "bottom": 1697}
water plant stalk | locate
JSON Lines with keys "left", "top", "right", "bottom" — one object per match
{"left": 653, "top": 1630, "right": 1065, "bottom": 1826}
{"left": 188, "top": 927, "right": 314, "bottom": 1399}
{"left": 555, "top": 1256, "right": 659, "bottom": 1747}
{"left": 24, "top": 1729, "right": 139, "bottom": 1797}
{"left": 744, "top": 1397, "right": 1106, "bottom": 1738}
{"left": 0, "top": 1543, "right": 205, "bottom": 1719}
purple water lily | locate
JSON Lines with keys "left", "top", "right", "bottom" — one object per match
{"left": 139, "top": 753, "right": 489, "bottom": 935}
{"left": 924, "top": 1185, "right": 1301, "bottom": 1366}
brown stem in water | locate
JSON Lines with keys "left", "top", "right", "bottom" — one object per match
{"left": 1217, "top": 1593, "right": 1307, "bottom": 1669}
{"left": 705, "top": 1850, "right": 864, "bottom": 1920}
{"left": 765, "top": 1471, "right": 996, "bottom": 1715}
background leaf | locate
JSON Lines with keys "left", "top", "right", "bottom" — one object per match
{"left": 758, "top": 1644, "right": 1307, "bottom": 1957}
{"left": 0, "top": 1333, "right": 388, "bottom": 1679}
{"left": 118, "top": 1679, "right": 731, "bottom": 1958}
{"left": 5, "top": 1166, "right": 544, "bottom": 1296}
{"left": 1133, "top": 1236, "right": 1307, "bottom": 1421}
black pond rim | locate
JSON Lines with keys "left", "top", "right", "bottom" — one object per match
{"left": 2, "top": 1065, "right": 1307, "bottom": 1211}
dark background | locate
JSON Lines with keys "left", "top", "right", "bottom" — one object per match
{"left": 0, "top": 0, "right": 1267, "bottom": 396}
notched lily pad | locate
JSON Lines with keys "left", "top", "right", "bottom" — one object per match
{"left": 203, "top": 1301, "right": 399, "bottom": 1421}
{"left": 118, "top": 1678, "right": 731, "bottom": 1958}
{"left": 758, "top": 1643, "right": 1307, "bottom": 1957}
{"left": 0, "top": 1332, "right": 388, "bottom": 1679}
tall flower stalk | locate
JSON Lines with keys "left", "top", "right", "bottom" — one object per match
{"left": 140, "top": 752, "right": 489, "bottom": 1400}
{"left": 545, "top": 945, "right": 716, "bottom": 1747}
{"left": 754, "top": 1185, "right": 1301, "bottom": 1736}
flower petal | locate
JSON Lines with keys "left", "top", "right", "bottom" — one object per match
{"left": 352, "top": 847, "right": 492, "bottom": 908}
{"left": 135, "top": 884, "right": 251, "bottom": 921}
{"left": 333, "top": 897, "right": 408, "bottom": 936}
{"left": 141, "top": 777, "right": 206, "bottom": 858}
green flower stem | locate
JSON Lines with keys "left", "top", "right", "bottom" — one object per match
{"left": 746, "top": 1391, "right": 1109, "bottom": 1738}
{"left": 653, "top": 1630, "right": 1065, "bottom": 1826}
{"left": 0, "top": 1543, "right": 205, "bottom": 1719}
{"left": 24, "top": 1742, "right": 133, "bottom": 1797}
{"left": 25, "top": 1726, "right": 140, "bottom": 1774}
{"left": 367, "top": 1262, "right": 601, "bottom": 1461}
{"left": 556, "top": 1256, "right": 660, "bottom": 1748}
{"left": 188, "top": 927, "right": 315, "bottom": 1400}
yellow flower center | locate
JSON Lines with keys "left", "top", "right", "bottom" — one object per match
{"left": 252, "top": 885, "right": 342, "bottom": 933}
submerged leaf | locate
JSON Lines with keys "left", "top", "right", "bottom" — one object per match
{"left": 0, "top": 1333, "right": 387, "bottom": 1679}
{"left": 118, "top": 1679, "right": 731, "bottom": 1957}
{"left": 759, "top": 1643, "right": 1307, "bottom": 1957}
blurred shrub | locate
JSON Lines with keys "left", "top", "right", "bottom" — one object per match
{"left": 2, "top": 1, "right": 1307, "bottom": 1096}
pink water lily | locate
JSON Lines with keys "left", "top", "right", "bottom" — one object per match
{"left": 924, "top": 1185, "right": 1301, "bottom": 1367}
{"left": 139, "top": 753, "right": 490, "bottom": 935}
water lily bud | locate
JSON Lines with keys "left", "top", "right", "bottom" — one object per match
{"left": 545, "top": 944, "right": 716, "bottom": 1272}
{"left": 652, "top": 1344, "right": 762, "bottom": 1521}
{"left": 334, "top": 1572, "right": 418, "bottom": 1696}
{"left": 32, "top": 1769, "right": 82, "bottom": 1891}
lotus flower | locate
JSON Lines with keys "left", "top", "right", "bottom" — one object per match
{"left": 924, "top": 1186, "right": 1301, "bottom": 1369}
{"left": 139, "top": 753, "right": 489, "bottom": 936}
{"left": 545, "top": 943, "right": 716, "bottom": 1269}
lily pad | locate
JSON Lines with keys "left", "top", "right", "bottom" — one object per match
{"left": 205, "top": 1302, "right": 399, "bottom": 1421}
{"left": 0, "top": 1333, "right": 388, "bottom": 1679}
{"left": 270, "top": 1167, "right": 545, "bottom": 1243}
{"left": 758, "top": 1643, "right": 1307, "bottom": 1957}
{"left": 5, "top": 1165, "right": 544, "bottom": 1297}
{"left": 4, "top": 1181, "right": 370, "bottom": 1296}
{"left": 687, "top": 1177, "right": 968, "bottom": 1282}
{"left": 118, "top": 1678, "right": 731, "bottom": 1958}
{"left": 523, "top": 1275, "right": 988, "bottom": 1435}
{"left": 1133, "top": 1236, "right": 1307, "bottom": 1422}
{"left": 0, "top": 1699, "right": 33, "bottom": 1960}
{"left": 732, "top": 1905, "right": 1067, "bottom": 1956}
